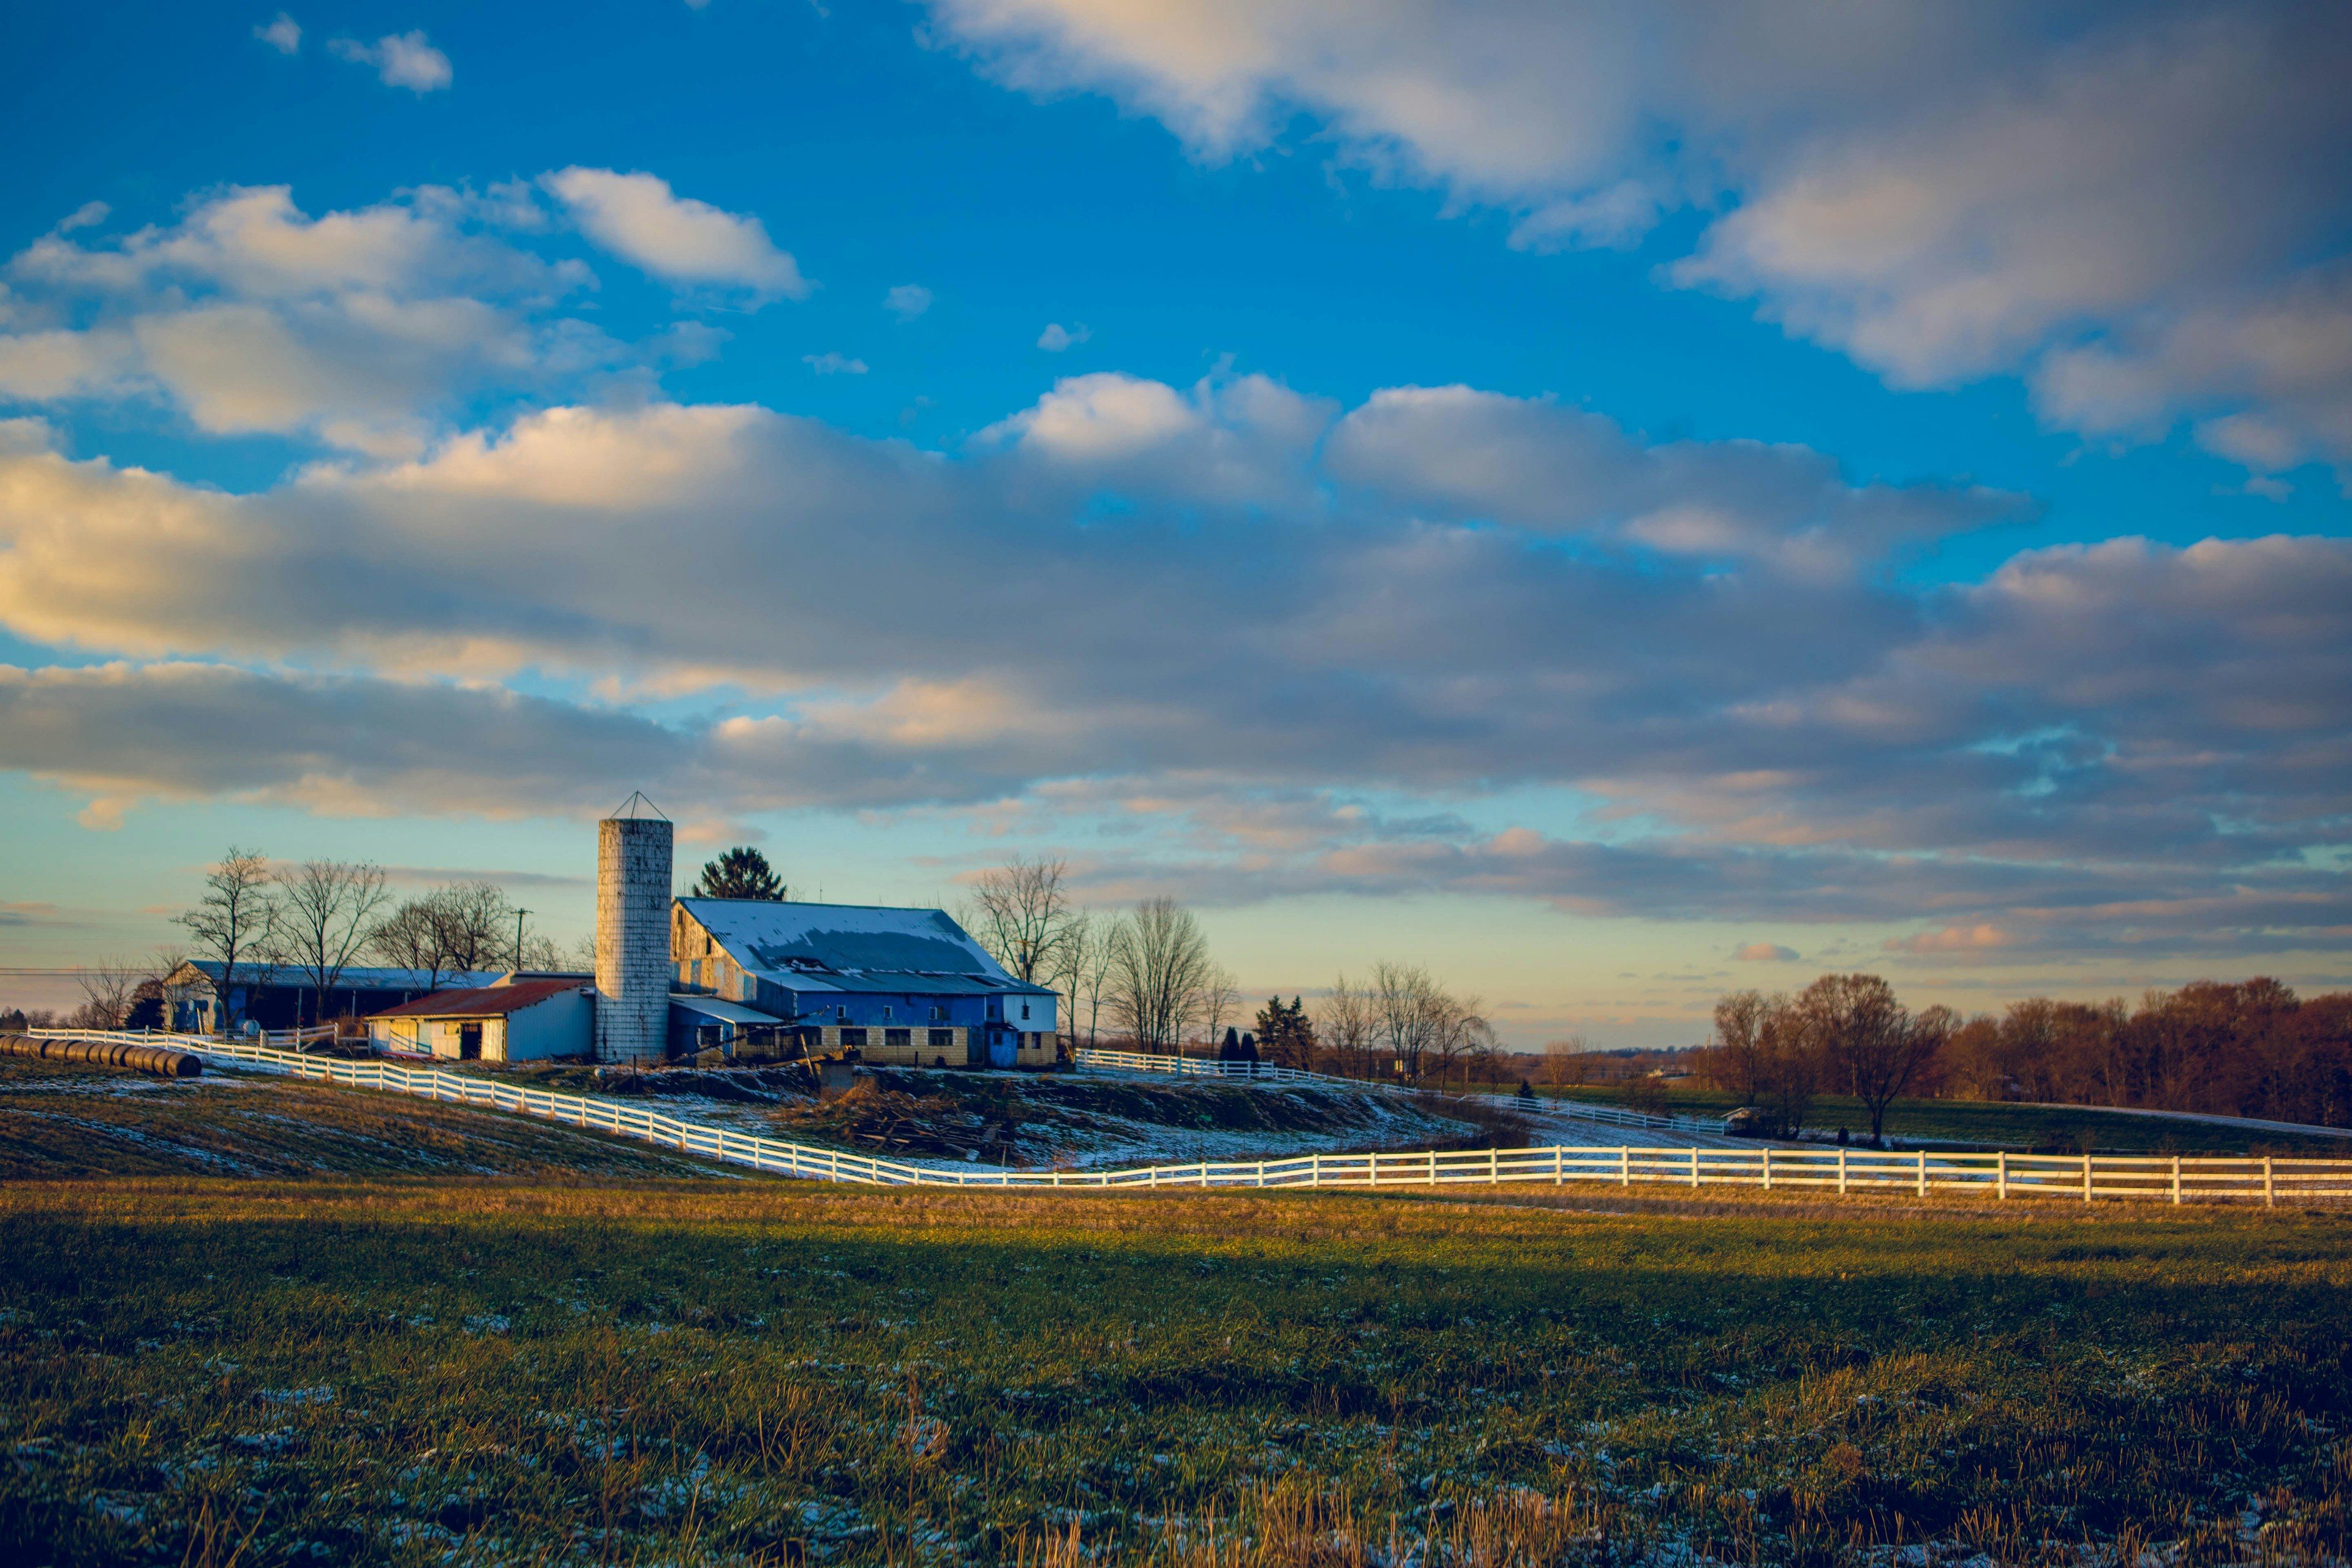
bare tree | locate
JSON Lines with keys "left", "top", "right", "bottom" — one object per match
{"left": 1709, "top": 990, "right": 1777, "bottom": 1105}
{"left": 1197, "top": 964, "right": 1240, "bottom": 1052}
{"left": 1795, "top": 973, "right": 1946, "bottom": 1145}
{"left": 1104, "top": 897, "right": 1213, "bottom": 1052}
{"left": 1542, "top": 1033, "right": 1588, "bottom": 1087}
{"left": 1372, "top": 961, "right": 1448, "bottom": 1082}
{"left": 71, "top": 956, "right": 148, "bottom": 1030}
{"left": 175, "top": 847, "right": 283, "bottom": 1032}
{"left": 963, "top": 856, "right": 1072, "bottom": 985}
{"left": 1051, "top": 912, "right": 1120, "bottom": 1050}
{"left": 1316, "top": 973, "right": 1374, "bottom": 1079}
{"left": 369, "top": 898, "right": 456, "bottom": 992}
{"left": 429, "top": 882, "right": 518, "bottom": 974}
{"left": 1423, "top": 989, "right": 1495, "bottom": 1092}
{"left": 276, "top": 860, "right": 391, "bottom": 1028}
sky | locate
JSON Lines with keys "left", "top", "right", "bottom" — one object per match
{"left": 0, "top": 0, "right": 2346, "bottom": 1044}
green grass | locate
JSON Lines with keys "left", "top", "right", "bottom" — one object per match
{"left": 1523, "top": 1082, "right": 2352, "bottom": 1155}
{"left": 4, "top": 1179, "right": 2348, "bottom": 1566}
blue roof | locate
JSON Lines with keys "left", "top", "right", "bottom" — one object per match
{"left": 173, "top": 961, "right": 507, "bottom": 991}
{"left": 677, "top": 898, "right": 1055, "bottom": 997}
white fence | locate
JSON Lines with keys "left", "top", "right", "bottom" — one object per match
{"left": 1069, "top": 1046, "right": 1724, "bottom": 1134}
{"left": 27, "top": 1030, "right": 2352, "bottom": 1206}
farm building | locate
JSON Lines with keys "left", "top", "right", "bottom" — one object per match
{"left": 670, "top": 898, "right": 1058, "bottom": 1068}
{"left": 366, "top": 976, "right": 595, "bottom": 1062}
{"left": 164, "top": 962, "right": 511, "bottom": 1034}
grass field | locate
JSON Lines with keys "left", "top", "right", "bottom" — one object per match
{"left": 4, "top": 1176, "right": 2347, "bottom": 1567}
{"left": 1526, "top": 1083, "right": 2351, "bottom": 1156}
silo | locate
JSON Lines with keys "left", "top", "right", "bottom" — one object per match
{"left": 595, "top": 793, "right": 673, "bottom": 1063}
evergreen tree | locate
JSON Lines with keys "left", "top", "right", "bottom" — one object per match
{"left": 696, "top": 846, "right": 785, "bottom": 901}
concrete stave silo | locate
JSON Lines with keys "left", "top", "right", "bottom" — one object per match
{"left": 595, "top": 794, "right": 673, "bottom": 1064}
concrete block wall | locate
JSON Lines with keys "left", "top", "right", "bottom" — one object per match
{"left": 595, "top": 816, "right": 673, "bottom": 1064}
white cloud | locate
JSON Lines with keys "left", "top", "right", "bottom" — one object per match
{"left": 0, "top": 180, "right": 640, "bottom": 452}
{"left": 925, "top": 1, "right": 2352, "bottom": 473}
{"left": 542, "top": 167, "right": 809, "bottom": 299}
{"left": 1732, "top": 942, "right": 1798, "bottom": 962}
{"left": 1036, "top": 321, "right": 1090, "bottom": 351}
{"left": 329, "top": 29, "right": 452, "bottom": 92}
{"left": 55, "top": 202, "right": 108, "bottom": 235}
{"left": 254, "top": 13, "right": 301, "bottom": 53}
{"left": 0, "top": 369, "right": 2342, "bottom": 965}
{"left": 884, "top": 284, "right": 934, "bottom": 320}
{"left": 802, "top": 352, "right": 868, "bottom": 375}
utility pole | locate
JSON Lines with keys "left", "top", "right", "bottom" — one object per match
{"left": 513, "top": 908, "right": 532, "bottom": 973}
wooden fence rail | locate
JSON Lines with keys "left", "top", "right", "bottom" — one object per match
{"left": 27, "top": 1030, "right": 2352, "bottom": 1207}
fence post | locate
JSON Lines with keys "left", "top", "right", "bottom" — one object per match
{"left": 1369, "top": 1150, "right": 1380, "bottom": 1189}
{"left": 1997, "top": 1149, "right": 2007, "bottom": 1201}
{"left": 1554, "top": 1145, "right": 1563, "bottom": 1186}
{"left": 2171, "top": 1155, "right": 2181, "bottom": 1206}
{"left": 1619, "top": 1146, "right": 1630, "bottom": 1187}
{"left": 1917, "top": 1148, "right": 1927, "bottom": 1198}
{"left": 2264, "top": 1155, "right": 2275, "bottom": 1208}
{"left": 1310, "top": 1153, "right": 1319, "bottom": 1189}
{"left": 1837, "top": 1147, "right": 1847, "bottom": 1196}
{"left": 1490, "top": 1147, "right": 1499, "bottom": 1186}
{"left": 1762, "top": 1147, "right": 1771, "bottom": 1192}
{"left": 1690, "top": 1147, "right": 1700, "bottom": 1189}
{"left": 2082, "top": 1154, "right": 2093, "bottom": 1204}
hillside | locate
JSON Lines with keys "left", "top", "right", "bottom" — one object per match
{"left": 0, "top": 1055, "right": 733, "bottom": 1181}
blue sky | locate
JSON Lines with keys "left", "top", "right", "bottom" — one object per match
{"left": 2, "top": 0, "right": 2347, "bottom": 1041}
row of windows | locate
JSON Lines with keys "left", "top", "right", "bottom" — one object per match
{"left": 839, "top": 1028, "right": 959, "bottom": 1050}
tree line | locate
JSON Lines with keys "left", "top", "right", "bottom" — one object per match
{"left": 1691, "top": 974, "right": 2352, "bottom": 1135}
{"left": 147, "top": 846, "right": 582, "bottom": 1030}
{"left": 961, "top": 857, "right": 1498, "bottom": 1085}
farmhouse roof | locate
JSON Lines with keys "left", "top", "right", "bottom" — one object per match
{"left": 368, "top": 978, "right": 589, "bottom": 1019}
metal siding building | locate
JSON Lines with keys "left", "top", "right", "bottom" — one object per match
{"left": 669, "top": 898, "right": 1059, "bottom": 1068}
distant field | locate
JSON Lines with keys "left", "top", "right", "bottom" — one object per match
{"left": 4, "top": 1178, "right": 2347, "bottom": 1566}
{"left": 0, "top": 1056, "right": 727, "bottom": 1180}
{"left": 1524, "top": 1081, "right": 2351, "bottom": 1155}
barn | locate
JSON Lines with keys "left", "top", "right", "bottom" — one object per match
{"left": 366, "top": 976, "right": 595, "bottom": 1062}
{"left": 164, "top": 961, "right": 511, "bottom": 1034}
{"left": 669, "top": 898, "right": 1058, "bottom": 1068}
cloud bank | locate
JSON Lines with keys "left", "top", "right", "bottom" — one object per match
{"left": 925, "top": 0, "right": 2352, "bottom": 477}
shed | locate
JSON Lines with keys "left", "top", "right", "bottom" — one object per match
{"left": 366, "top": 976, "right": 594, "bottom": 1063}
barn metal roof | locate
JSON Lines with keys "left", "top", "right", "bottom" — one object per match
{"left": 172, "top": 961, "right": 508, "bottom": 991}
{"left": 368, "top": 978, "right": 589, "bottom": 1019}
{"left": 677, "top": 897, "right": 1055, "bottom": 997}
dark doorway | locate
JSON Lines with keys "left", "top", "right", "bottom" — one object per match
{"left": 459, "top": 1022, "right": 483, "bottom": 1060}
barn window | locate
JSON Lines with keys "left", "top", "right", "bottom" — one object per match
{"left": 885, "top": 1028, "right": 911, "bottom": 1049}
{"left": 929, "top": 1005, "right": 946, "bottom": 1022}
{"left": 929, "top": 1029, "right": 954, "bottom": 1049}
{"left": 840, "top": 1027, "right": 867, "bottom": 1048}
{"left": 1020, "top": 1003, "right": 1031, "bottom": 1020}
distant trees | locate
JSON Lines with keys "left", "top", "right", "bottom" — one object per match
{"left": 70, "top": 957, "right": 149, "bottom": 1031}
{"left": 1698, "top": 973, "right": 2352, "bottom": 1135}
{"left": 1316, "top": 974, "right": 1375, "bottom": 1077}
{"left": 963, "top": 856, "right": 1072, "bottom": 986}
{"left": 1104, "top": 897, "right": 1214, "bottom": 1051}
{"left": 175, "top": 848, "right": 282, "bottom": 1031}
{"left": 696, "top": 846, "right": 784, "bottom": 902}
{"left": 368, "top": 881, "right": 531, "bottom": 990}
{"left": 1052, "top": 912, "right": 1115, "bottom": 1049}
{"left": 276, "top": 860, "right": 391, "bottom": 1027}
{"left": 1252, "top": 996, "right": 1317, "bottom": 1069}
